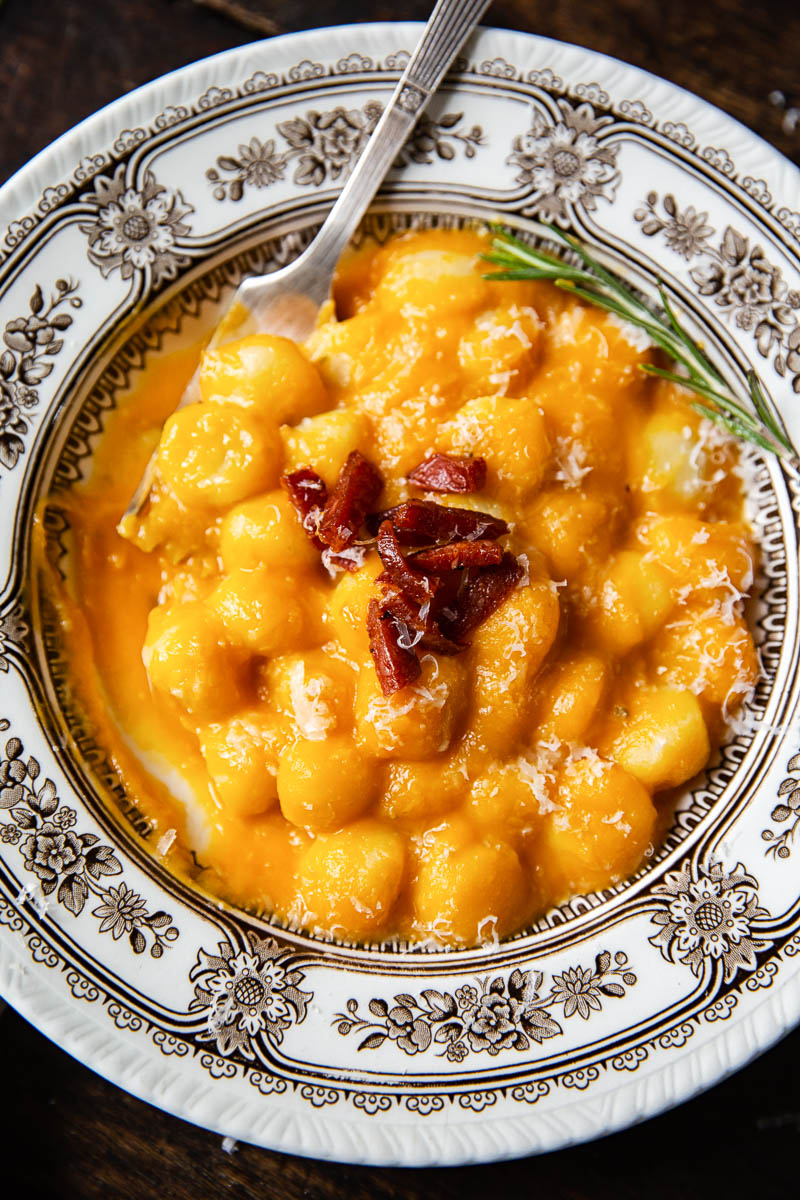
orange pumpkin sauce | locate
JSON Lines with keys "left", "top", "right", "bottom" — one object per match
{"left": 60, "top": 229, "right": 758, "bottom": 946}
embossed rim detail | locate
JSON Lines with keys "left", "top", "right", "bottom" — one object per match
{"left": 1, "top": 21, "right": 800, "bottom": 1168}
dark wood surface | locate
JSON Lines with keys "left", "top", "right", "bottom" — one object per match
{"left": 2, "top": 0, "right": 800, "bottom": 1193}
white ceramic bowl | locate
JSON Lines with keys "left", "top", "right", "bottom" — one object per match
{"left": 1, "top": 22, "right": 800, "bottom": 1166}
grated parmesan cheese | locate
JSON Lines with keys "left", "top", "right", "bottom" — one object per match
{"left": 567, "top": 744, "right": 611, "bottom": 779}
{"left": 476, "top": 914, "right": 500, "bottom": 947}
{"left": 488, "top": 369, "right": 513, "bottom": 394}
{"left": 321, "top": 544, "right": 367, "bottom": 578}
{"left": 553, "top": 436, "right": 591, "bottom": 487}
{"left": 551, "top": 305, "right": 586, "bottom": 346}
{"left": 510, "top": 753, "right": 558, "bottom": 814}
{"left": 288, "top": 661, "right": 334, "bottom": 741}
{"left": 156, "top": 828, "right": 177, "bottom": 856}
{"left": 696, "top": 563, "right": 746, "bottom": 623}
{"left": 605, "top": 311, "right": 653, "bottom": 352}
{"left": 395, "top": 620, "right": 424, "bottom": 651}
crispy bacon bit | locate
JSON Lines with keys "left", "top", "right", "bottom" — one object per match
{"left": 366, "top": 499, "right": 507, "bottom": 545}
{"left": 408, "top": 453, "right": 487, "bottom": 494}
{"left": 286, "top": 449, "right": 521, "bottom": 694}
{"left": 318, "top": 451, "right": 383, "bottom": 552}
{"left": 367, "top": 598, "right": 422, "bottom": 695}
{"left": 380, "top": 585, "right": 463, "bottom": 656}
{"left": 438, "top": 552, "right": 523, "bottom": 643}
{"left": 280, "top": 467, "right": 328, "bottom": 549}
{"left": 409, "top": 539, "right": 503, "bottom": 574}
{"left": 376, "top": 520, "right": 438, "bottom": 606}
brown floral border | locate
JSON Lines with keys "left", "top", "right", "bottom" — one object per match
{"left": 0, "top": 828, "right": 789, "bottom": 1113}
{"left": 3, "top": 41, "right": 799, "bottom": 276}
{"left": 0, "top": 280, "right": 80, "bottom": 476}
{"left": 0, "top": 720, "right": 179, "bottom": 958}
{"left": 206, "top": 104, "right": 485, "bottom": 202}
{"left": 334, "top": 952, "right": 636, "bottom": 1062}
{"left": 635, "top": 191, "right": 800, "bottom": 393}
{"left": 762, "top": 751, "right": 800, "bottom": 858}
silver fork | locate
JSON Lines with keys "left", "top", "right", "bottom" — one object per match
{"left": 120, "top": 0, "right": 492, "bottom": 529}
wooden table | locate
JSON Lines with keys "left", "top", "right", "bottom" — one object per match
{"left": 1, "top": 0, "right": 799, "bottom": 1194}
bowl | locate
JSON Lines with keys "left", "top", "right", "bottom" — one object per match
{"left": 1, "top": 21, "right": 800, "bottom": 1166}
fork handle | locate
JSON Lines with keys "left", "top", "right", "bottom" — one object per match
{"left": 298, "top": 0, "right": 492, "bottom": 289}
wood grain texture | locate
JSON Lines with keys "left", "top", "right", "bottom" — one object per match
{"left": 1, "top": 0, "right": 799, "bottom": 184}
{"left": 1, "top": 0, "right": 799, "bottom": 1192}
{"left": 2, "top": 1000, "right": 800, "bottom": 1197}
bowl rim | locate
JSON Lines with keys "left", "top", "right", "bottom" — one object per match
{"left": 1, "top": 19, "right": 800, "bottom": 1167}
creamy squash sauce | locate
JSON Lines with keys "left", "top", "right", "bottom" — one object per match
{"left": 57, "top": 228, "right": 758, "bottom": 947}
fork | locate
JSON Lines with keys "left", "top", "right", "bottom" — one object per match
{"left": 120, "top": 0, "right": 493, "bottom": 530}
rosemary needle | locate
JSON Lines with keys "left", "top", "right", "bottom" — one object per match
{"left": 482, "top": 223, "right": 800, "bottom": 470}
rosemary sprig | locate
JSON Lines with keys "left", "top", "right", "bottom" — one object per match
{"left": 483, "top": 223, "right": 799, "bottom": 468}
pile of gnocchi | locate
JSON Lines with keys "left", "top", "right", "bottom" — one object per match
{"left": 71, "top": 228, "right": 758, "bottom": 947}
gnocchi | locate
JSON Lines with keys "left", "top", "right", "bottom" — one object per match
{"left": 67, "top": 227, "right": 758, "bottom": 948}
